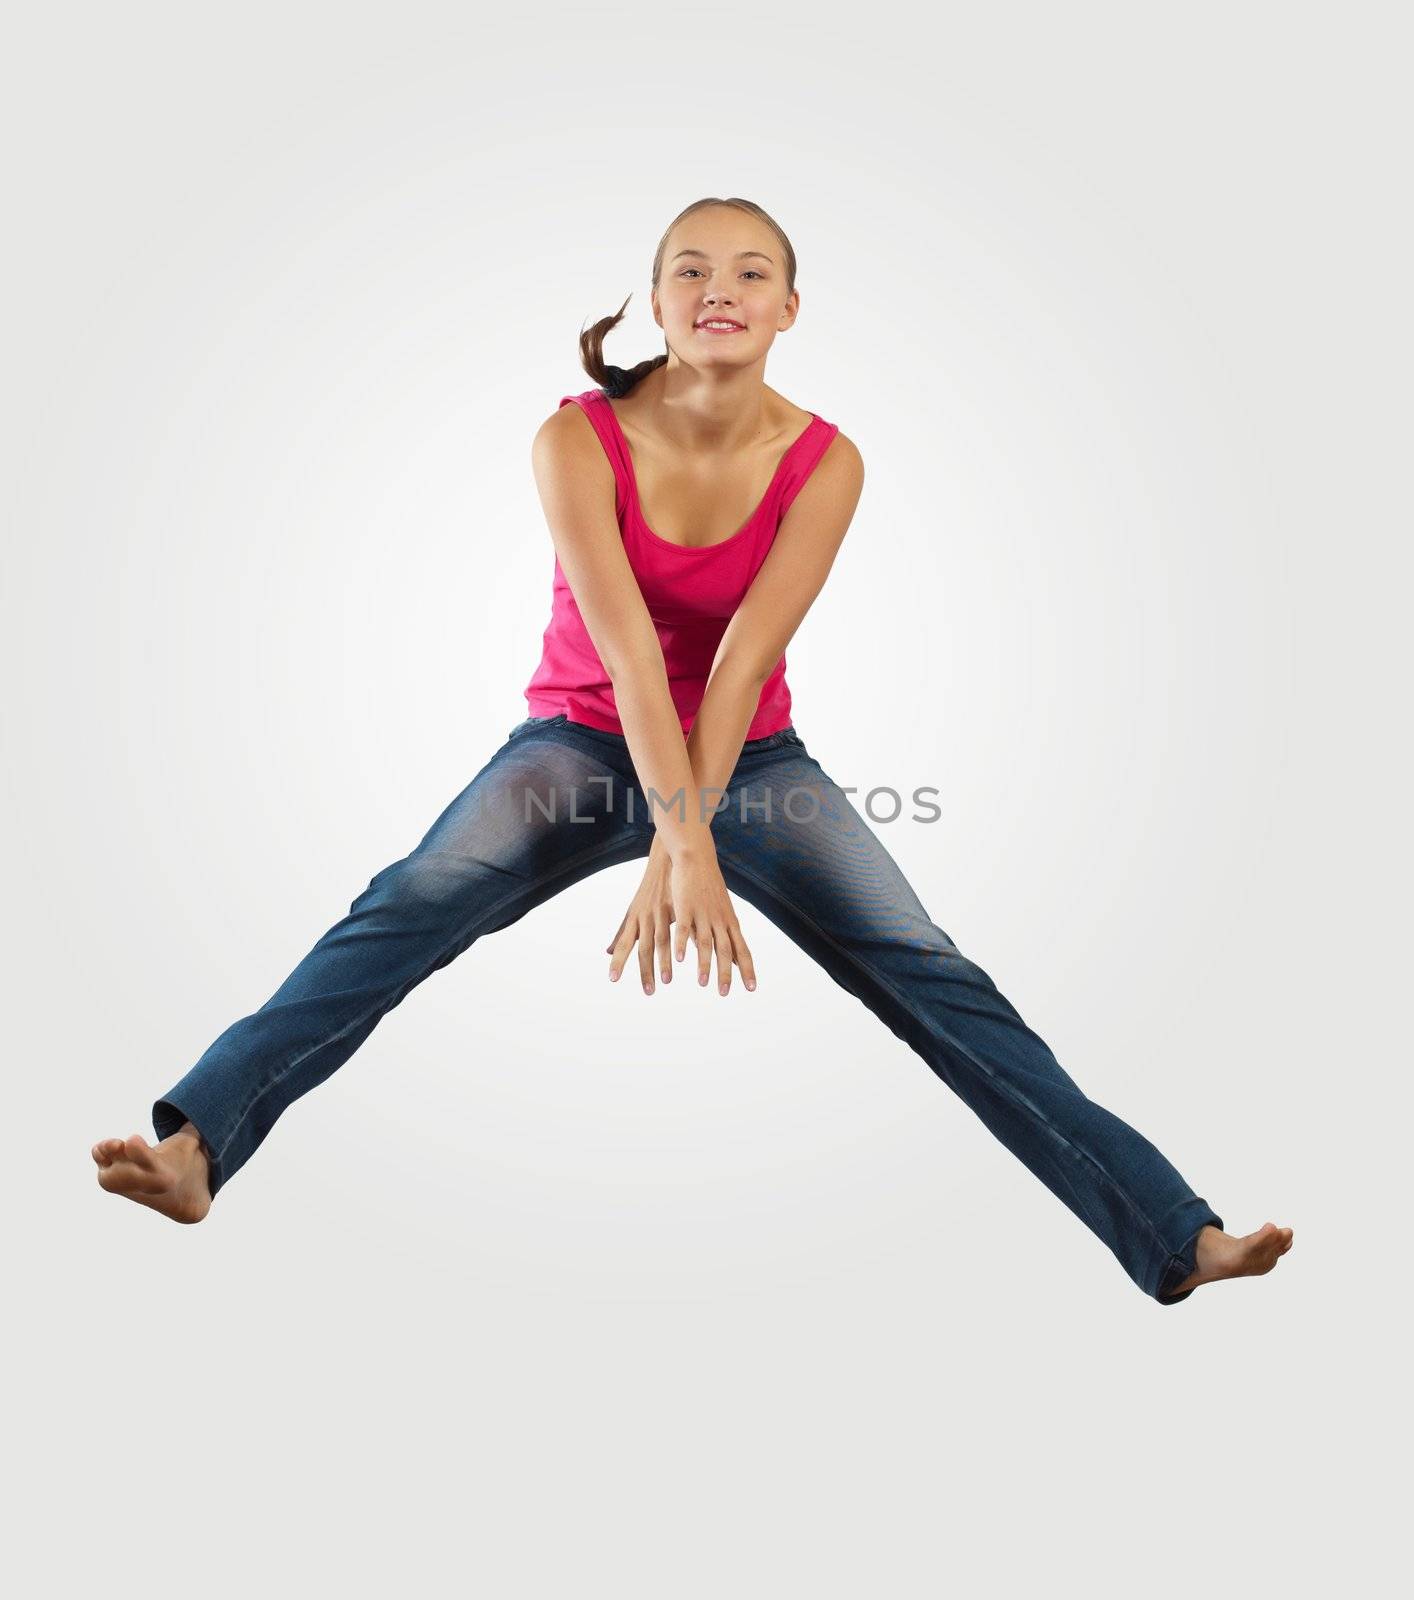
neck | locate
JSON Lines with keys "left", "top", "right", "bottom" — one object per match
{"left": 648, "top": 359, "right": 774, "bottom": 452}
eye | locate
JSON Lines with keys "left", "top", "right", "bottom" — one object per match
{"left": 679, "top": 267, "right": 766, "bottom": 280}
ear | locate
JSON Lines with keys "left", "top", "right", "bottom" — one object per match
{"left": 778, "top": 288, "right": 801, "bottom": 331}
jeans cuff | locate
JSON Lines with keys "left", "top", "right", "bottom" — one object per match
{"left": 152, "top": 1096, "right": 226, "bottom": 1201}
{"left": 1154, "top": 1201, "right": 1224, "bottom": 1305}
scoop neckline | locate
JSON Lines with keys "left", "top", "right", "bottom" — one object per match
{"left": 596, "top": 393, "right": 822, "bottom": 554}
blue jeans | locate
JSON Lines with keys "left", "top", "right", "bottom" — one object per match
{"left": 154, "top": 714, "right": 1222, "bottom": 1303}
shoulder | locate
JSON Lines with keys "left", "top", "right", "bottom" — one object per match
{"left": 770, "top": 388, "right": 863, "bottom": 482}
{"left": 776, "top": 427, "right": 864, "bottom": 538}
{"left": 812, "top": 427, "right": 865, "bottom": 490}
{"left": 531, "top": 394, "right": 611, "bottom": 477}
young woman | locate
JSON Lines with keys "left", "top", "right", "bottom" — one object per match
{"left": 93, "top": 196, "right": 1292, "bottom": 1305}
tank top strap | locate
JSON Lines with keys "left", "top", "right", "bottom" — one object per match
{"left": 773, "top": 416, "right": 841, "bottom": 522}
{"left": 559, "top": 390, "right": 632, "bottom": 524}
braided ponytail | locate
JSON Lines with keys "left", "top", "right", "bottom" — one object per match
{"left": 578, "top": 294, "right": 667, "bottom": 399}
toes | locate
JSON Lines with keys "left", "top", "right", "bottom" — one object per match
{"left": 124, "top": 1135, "right": 157, "bottom": 1169}
{"left": 1258, "top": 1227, "right": 1293, "bottom": 1271}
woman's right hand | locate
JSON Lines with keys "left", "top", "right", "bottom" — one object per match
{"left": 667, "top": 837, "right": 756, "bottom": 995}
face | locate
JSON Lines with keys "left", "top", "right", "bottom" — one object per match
{"left": 652, "top": 206, "right": 799, "bottom": 370}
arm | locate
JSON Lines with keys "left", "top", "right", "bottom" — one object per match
{"left": 614, "top": 431, "right": 866, "bottom": 994}
{"left": 529, "top": 404, "right": 711, "bottom": 862}
{"left": 649, "top": 430, "right": 866, "bottom": 856}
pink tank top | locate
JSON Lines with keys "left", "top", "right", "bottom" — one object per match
{"left": 523, "top": 388, "right": 840, "bottom": 739}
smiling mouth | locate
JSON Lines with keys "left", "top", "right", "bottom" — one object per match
{"left": 696, "top": 321, "right": 746, "bottom": 332}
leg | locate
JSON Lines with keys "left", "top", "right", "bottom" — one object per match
{"left": 713, "top": 730, "right": 1224, "bottom": 1305}
{"left": 145, "top": 719, "right": 652, "bottom": 1200}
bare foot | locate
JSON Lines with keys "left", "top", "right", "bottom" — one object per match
{"left": 92, "top": 1120, "right": 213, "bottom": 1224}
{"left": 1167, "top": 1221, "right": 1293, "bottom": 1298}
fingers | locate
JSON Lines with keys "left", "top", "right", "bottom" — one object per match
{"left": 704, "top": 921, "right": 756, "bottom": 995}
{"left": 607, "top": 923, "right": 633, "bottom": 983}
{"left": 609, "top": 916, "right": 677, "bottom": 993}
{"left": 690, "top": 924, "right": 741, "bottom": 994}
{"left": 711, "top": 924, "right": 733, "bottom": 995}
{"left": 732, "top": 925, "right": 757, "bottom": 993}
{"left": 642, "top": 909, "right": 757, "bottom": 996}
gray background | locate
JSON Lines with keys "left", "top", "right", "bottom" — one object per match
{"left": 5, "top": 2, "right": 1407, "bottom": 1595}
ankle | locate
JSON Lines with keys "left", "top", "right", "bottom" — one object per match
{"left": 175, "top": 1121, "right": 213, "bottom": 1166}
{"left": 1193, "top": 1224, "right": 1224, "bottom": 1263}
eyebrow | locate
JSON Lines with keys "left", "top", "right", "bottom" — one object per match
{"left": 670, "top": 248, "right": 774, "bottom": 264}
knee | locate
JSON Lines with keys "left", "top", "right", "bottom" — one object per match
{"left": 356, "top": 849, "right": 483, "bottom": 912}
